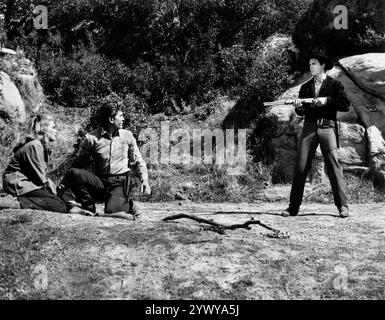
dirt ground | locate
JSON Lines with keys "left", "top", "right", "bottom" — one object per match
{"left": 1, "top": 201, "right": 385, "bottom": 300}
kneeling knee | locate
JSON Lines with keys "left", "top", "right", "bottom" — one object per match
{"left": 66, "top": 168, "right": 82, "bottom": 180}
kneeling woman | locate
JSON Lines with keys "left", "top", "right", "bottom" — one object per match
{"left": 0, "top": 113, "right": 84, "bottom": 213}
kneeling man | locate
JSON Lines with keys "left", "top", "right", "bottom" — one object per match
{"left": 60, "top": 102, "right": 151, "bottom": 219}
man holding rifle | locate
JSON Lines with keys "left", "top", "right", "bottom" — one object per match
{"left": 277, "top": 52, "right": 351, "bottom": 218}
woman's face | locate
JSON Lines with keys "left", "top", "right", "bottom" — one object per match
{"left": 45, "top": 121, "right": 57, "bottom": 142}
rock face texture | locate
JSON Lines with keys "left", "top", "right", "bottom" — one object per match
{"left": 0, "top": 71, "right": 26, "bottom": 123}
{"left": 266, "top": 53, "right": 385, "bottom": 191}
{"left": 1, "top": 50, "right": 46, "bottom": 187}
{"left": 1, "top": 53, "right": 44, "bottom": 115}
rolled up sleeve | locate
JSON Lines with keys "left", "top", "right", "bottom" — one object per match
{"left": 128, "top": 132, "right": 148, "bottom": 182}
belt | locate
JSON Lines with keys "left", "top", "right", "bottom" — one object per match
{"left": 306, "top": 118, "right": 336, "bottom": 127}
{"left": 101, "top": 171, "right": 130, "bottom": 178}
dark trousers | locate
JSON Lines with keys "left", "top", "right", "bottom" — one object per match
{"left": 289, "top": 121, "right": 348, "bottom": 210}
{"left": 60, "top": 168, "right": 133, "bottom": 214}
{"left": 19, "top": 188, "right": 68, "bottom": 213}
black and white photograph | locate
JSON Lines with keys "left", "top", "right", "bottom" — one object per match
{"left": 0, "top": 0, "right": 385, "bottom": 306}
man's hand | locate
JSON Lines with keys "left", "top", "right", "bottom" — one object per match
{"left": 293, "top": 99, "right": 303, "bottom": 108}
{"left": 314, "top": 97, "right": 327, "bottom": 107}
{"left": 293, "top": 99, "right": 306, "bottom": 113}
{"left": 140, "top": 180, "right": 151, "bottom": 195}
{"left": 47, "top": 179, "right": 57, "bottom": 195}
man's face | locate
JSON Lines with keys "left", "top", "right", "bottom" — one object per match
{"left": 309, "top": 58, "right": 325, "bottom": 76}
{"left": 110, "top": 110, "right": 125, "bottom": 129}
{"left": 45, "top": 120, "right": 57, "bottom": 142}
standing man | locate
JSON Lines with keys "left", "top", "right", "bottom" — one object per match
{"left": 59, "top": 102, "right": 151, "bottom": 219}
{"left": 282, "top": 52, "right": 350, "bottom": 218}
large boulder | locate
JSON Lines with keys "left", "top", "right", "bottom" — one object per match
{"left": 267, "top": 53, "right": 385, "bottom": 190}
{"left": 1, "top": 51, "right": 44, "bottom": 113}
{"left": 0, "top": 71, "right": 26, "bottom": 123}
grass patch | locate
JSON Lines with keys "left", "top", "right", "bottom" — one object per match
{"left": 303, "top": 172, "right": 385, "bottom": 204}
{"left": 139, "top": 161, "right": 275, "bottom": 203}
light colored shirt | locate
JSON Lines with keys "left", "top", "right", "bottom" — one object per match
{"left": 73, "top": 128, "right": 148, "bottom": 181}
{"left": 314, "top": 73, "right": 327, "bottom": 97}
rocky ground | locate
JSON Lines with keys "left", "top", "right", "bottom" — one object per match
{"left": 1, "top": 200, "right": 385, "bottom": 300}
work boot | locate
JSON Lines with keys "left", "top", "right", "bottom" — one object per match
{"left": 281, "top": 206, "right": 299, "bottom": 217}
{"left": 338, "top": 206, "right": 350, "bottom": 218}
{"left": 129, "top": 199, "right": 141, "bottom": 221}
{"left": 0, "top": 194, "right": 21, "bottom": 209}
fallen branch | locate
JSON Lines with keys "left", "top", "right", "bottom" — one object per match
{"left": 163, "top": 213, "right": 289, "bottom": 238}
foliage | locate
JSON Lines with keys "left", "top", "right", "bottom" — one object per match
{"left": 293, "top": 0, "right": 385, "bottom": 63}
{"left": 38, "top": 43, "right": 133, "bottom": 108}
{"left": 1, "top": 0, "right": 311, "bottom": 113}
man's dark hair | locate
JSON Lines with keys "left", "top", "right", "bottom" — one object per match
{"left": 99, "top": 102, "right": 122, "bottom": 128}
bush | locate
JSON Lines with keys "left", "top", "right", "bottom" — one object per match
{"left": 3, "top": 0, "right": 311, "bottom": 115}
{"left": 293, "top": 0, "right": 385, "bottom": 60}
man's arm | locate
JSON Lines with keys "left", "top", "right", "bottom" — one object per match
{"left": 294, "top": 85, "right": 308, "bottom": 116}
{"left": 127, "top": 132, "right": 151, "bottom": 195}
{"left": 128, "top": 132, "right": 148, "bottom": 182}
{"left": 325, "top": 80, "right": 350, "bottom": 112}
{"left": 313, "top": 80, "right": 350, "bottom": 111}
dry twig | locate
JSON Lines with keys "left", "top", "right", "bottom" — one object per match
{"left": 163, "top": 213, "right": 289, "bottom": 238}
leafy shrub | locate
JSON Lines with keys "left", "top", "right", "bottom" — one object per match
{"left": 38, "top": 44, "right": 131, "bottom": 108}
{"left": 3, "top": 0, "right": 311, "bottom": 114}
{"left": 293, "top": 0, "right": 385, "bottom": 61}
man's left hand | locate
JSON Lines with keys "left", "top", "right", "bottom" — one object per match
{"left": 47, "top": 179, "right": 57, "bottom": 195}
{"left": 140, "top": 180, "right": 151, "bottom": 195}
{"left": 314, "top": 97, "right": 327, "bottom": 107}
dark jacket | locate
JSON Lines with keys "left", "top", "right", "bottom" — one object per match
{"left": 2, "top": 138, "right": 55, "bottom": 196}
{"left": 295, "top": 75, "right": 350, "bottom": 121}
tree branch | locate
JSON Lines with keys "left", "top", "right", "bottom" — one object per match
{"left": 163, "top": 213, "right": 289, "bottom": 238}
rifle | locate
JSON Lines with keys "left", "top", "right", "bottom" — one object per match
{"left": 263, "top": 98, "right": 316, "bottom": 107}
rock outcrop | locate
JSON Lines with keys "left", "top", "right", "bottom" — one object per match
{"left": 0, "top": 71, "right": 26, "bottom": 123}
{"left": 1, "top": 52, "right": 44, "bottom": 114}
{"left": 267, "top": 53, "right": 385, "bottom": 191}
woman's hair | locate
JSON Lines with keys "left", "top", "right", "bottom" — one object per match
{"left": 13, "top": 113, "right": 55, "bottom": 153}
{"left": 99, "top": 102, "right": 122, "bottom": 128}
{"left": 28, "top": 113, "right": 55, "bottom": 137}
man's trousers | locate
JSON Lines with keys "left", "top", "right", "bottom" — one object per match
{"left": 18, "top": 187, "right": 67, "bottom": 213}
{"left": 59, "top": 168, "right": 133, "bottom": 214}
{"left": 289, "top": 121, "right": 348, "bottom": 211}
